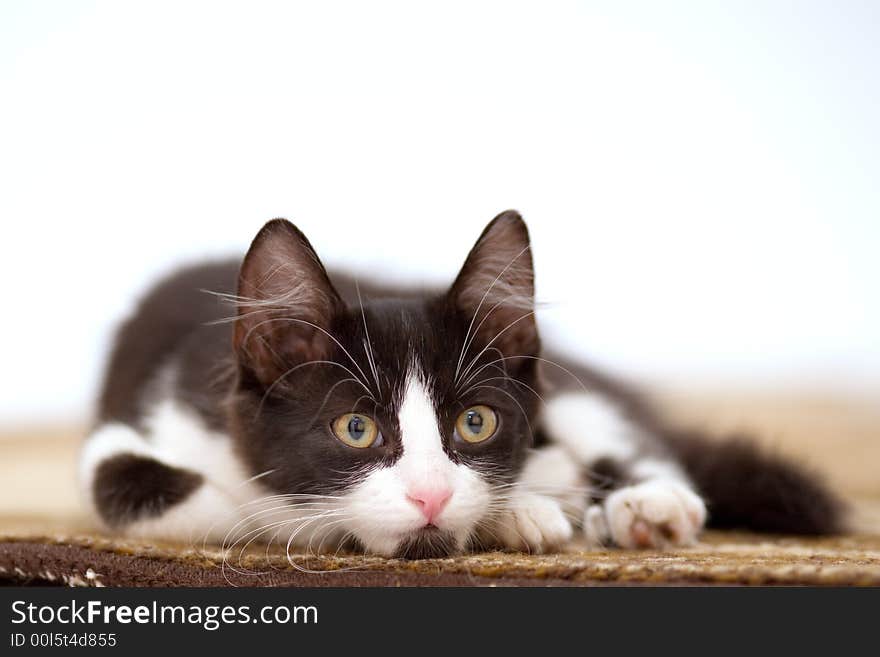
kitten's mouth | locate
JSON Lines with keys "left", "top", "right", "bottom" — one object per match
{"left": 393, "top": 527, "right": 458, "bottom": 559}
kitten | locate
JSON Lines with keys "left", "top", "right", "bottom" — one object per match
{"left": 79, "top": 211, "right": 843, "bottom": 558}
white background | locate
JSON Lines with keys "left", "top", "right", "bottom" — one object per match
{"left": 1, "top": 1, "right": 878, "bottom": 426}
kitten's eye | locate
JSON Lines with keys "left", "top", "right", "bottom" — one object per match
{"left": 454, "top": 405, "right": 498, "bottom": 444}
{"left": 332, "top": 413, "right": 380, "bottom": 448}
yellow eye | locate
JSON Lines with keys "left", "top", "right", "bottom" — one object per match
{"left": 332, "top": 413, "right": 380, "bottom": 448}
{"left": 455, "top": 405, "right": 498, "bottom": 443}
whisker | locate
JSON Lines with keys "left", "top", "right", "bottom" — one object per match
{"left": 237, "top": 511, "right": 345, "bottom": 562}
{"left": 462, "top": 354, "right": 591, "bottom": 395}
{"left": 238, "top": 469, "right": 278, "bottom": 487}
{"left": 217, "top": 497, "right": 344, "bottom": 553}
{"left": 356, "top": 279, "right": 382, "bottom": 397}
{"left": 284, "top": 513, "right": 358, "bottom": 574}
{"left": 222, "top": 510, "right": 347, "bottom": 578}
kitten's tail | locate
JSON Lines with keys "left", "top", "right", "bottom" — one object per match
{"left": 667, "top": 429, "right": 846, "bottom": 535}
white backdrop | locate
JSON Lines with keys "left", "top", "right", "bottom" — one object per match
{"left": 1, "top": 1, "right": 878, "bottom": 425}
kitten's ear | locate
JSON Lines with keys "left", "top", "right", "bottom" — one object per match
{"left": 233, "top": 219, "right": 345, "bottom": 387}
{"left": 449, "top": 210, "right": 539, "bottom": 357}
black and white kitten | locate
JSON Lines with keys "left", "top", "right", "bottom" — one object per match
{"left": 79, "top": 212, "right": 842, "bottom": 558}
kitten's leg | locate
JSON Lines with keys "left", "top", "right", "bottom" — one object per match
{"left": 491, "top": 446, "right": 577, "bottom": 553}
{"left": 540, "top": 392, "right": 707, "bottom": 548}
{"left": 79, "top": 423, "right": 246, "bottom": 543}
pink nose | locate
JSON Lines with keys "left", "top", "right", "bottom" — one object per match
{"left": 407, "top": 487, "right": 452, "bottom": 524}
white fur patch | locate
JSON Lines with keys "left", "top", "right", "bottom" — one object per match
{"left": 540, "top": 392, "right": 638, "bottom": 464}
{"left": 396, "top": 371, "right": 450, "bottom": 487}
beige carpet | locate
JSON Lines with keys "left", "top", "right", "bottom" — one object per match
{"left": 1, "top": 388, "right": 878, "bottom": 586}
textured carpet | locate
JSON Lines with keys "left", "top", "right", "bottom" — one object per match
{"left": 1, "top": 389, "right": 878, "bottom": 587}
{"left": 2, "top": 524, "right": 880, "bottom": 587}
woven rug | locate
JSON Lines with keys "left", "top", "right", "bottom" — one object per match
{"left": 2, "top": 518, "right": 880, "bottom": 587}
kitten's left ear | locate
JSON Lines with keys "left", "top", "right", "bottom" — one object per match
{"left": 449, "top": 210, "right": 539, "bottom": 357}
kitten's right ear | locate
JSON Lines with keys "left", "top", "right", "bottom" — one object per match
{"left": 233, "top": 219, "right": 345, "bottom": 388}
{"left": 448, "top": 210, "right": 539, "bottom": 358}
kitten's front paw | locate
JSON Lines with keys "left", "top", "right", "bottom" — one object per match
{"left": 600, "top": 480, "right": 706, "bottom": 549}
{"left": 497, "top": 492, "right": 572, "bottom": 553}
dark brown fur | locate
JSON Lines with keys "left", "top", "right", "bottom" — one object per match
{"left": 93, "top": 454, "right": 203, "bottom": 527}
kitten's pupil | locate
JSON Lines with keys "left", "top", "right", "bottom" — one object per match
{"left": 348, "top": 416, "right": 366, "bottom": 440}
{"left": 465, "top": 410, "right": 483, "bottom": 434}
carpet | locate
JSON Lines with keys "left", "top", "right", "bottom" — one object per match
{"left": 3, "top": 524, "right": 880, "bottom": 587}
{"left": 2, "top": 389, "right": 878, "bottom": 587}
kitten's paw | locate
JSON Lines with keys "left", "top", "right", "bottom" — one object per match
{"left": 603, "top": 480, "right": 706, "bottom": 549}
{"left": 497, "top": 492, "right": 573, "bottom": 553}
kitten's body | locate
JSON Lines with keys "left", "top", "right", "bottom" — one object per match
{"left": 80, "top": 213, "right": 842, "bottom": 558}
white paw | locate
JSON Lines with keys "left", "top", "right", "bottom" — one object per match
{"left": 600, "top": 479, "right": 706, "bottom": 549}
{"left": 497, "top": 492, "right": 573, "bottom": 553}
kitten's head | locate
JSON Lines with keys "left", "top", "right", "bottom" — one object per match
{"left": 230, "top": 211, "right": 541, "bottom": 557}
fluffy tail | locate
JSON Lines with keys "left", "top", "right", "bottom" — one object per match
{"left": 667, "top": 430, "right": 846, "bottom": 535}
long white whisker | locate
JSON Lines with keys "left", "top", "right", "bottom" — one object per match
{"left": 220, "top": 503, "right": 340, "bottom": 554}
{"left": 222, "top": 511, "right": 347, "bottom": 579}
{"left": 237, "top": 469, "right": 278, "bottom": 487}
{"left": 461, "top": 354, "right": 591, "bottom": 395}
{"left": 284, "top": 513, "right": 354, "bottom": 574}
{"left": 236, "top": 511, "right": 345, "bottom": 564}
{"left": 309, "top": 516, "right": 352, "bottom": 557}
{"left": 356, "top": 280, "right": 382, "bottom": 397}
